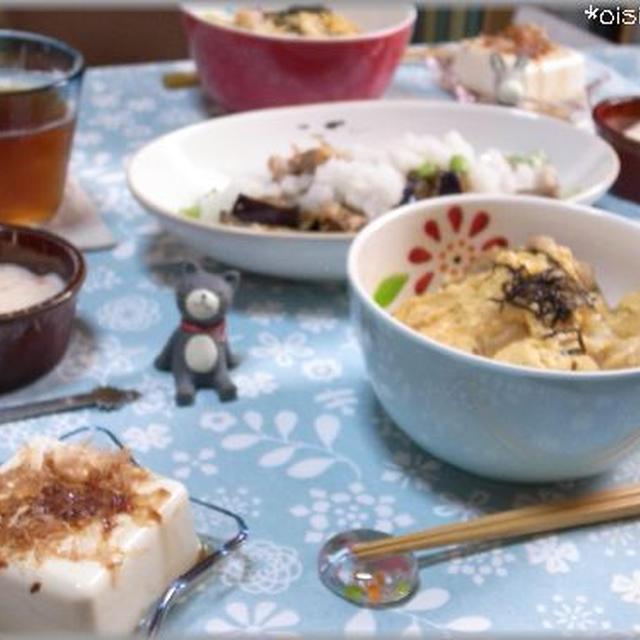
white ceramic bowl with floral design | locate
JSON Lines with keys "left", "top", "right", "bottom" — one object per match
{"left": 348, "top": 194, "right": 640, "bottom": 482}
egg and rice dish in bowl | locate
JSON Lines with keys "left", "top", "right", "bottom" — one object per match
{"left": 203, "top": 5, "right": 361, "bottom": 37}
{"left": 394, "top": 235, "right": 640, "bottom": 371}
{"left": 348, "top": 195, "right": 640, "bottom": 481}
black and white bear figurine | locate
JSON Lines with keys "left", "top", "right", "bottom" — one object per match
{"left": 155, "top": 262, "right": 240, "bottom": 406}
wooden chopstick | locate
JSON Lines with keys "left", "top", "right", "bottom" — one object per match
{"left": 355, "top": 483, "right": 640, "bottom": 556}
{"left": 352, "top": 483, "right": 640, "bottom": 560}
{"left": 162, "top": 70, "right": 200, "bottom": 89}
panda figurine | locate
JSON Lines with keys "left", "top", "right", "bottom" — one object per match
{"left": 155, "top": 262, "right": 240, "bottom": 406}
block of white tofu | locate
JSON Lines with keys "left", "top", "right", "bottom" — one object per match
{"left": 453, "top": 25, "right": 586, "bottom": 104}
{"left": 0, "top": 437, "right": 201, "bottom": 634}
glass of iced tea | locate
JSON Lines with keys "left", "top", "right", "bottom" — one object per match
{"left": 0, "top": 30, "right": 84, "bottom": 225}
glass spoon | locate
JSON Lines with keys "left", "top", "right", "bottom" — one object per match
{"left": 318, "top": 529, "right": 419, "bottom": 608}
{"left": 319, "top": 483, "right": 640, "bottom": 608}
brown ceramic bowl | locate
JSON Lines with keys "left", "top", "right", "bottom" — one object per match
{"left": 0, "top": 225, "right": 85, "bottom": 393}
{"left": 593, "top": 96, "right": 640, "bottom": 203}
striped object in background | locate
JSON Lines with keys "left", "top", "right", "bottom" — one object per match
{"left": 412, "top": 6, "right": 513, "bottom": 43}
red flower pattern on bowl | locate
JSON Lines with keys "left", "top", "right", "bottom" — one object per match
{"left": 407, "top": 206, "right": 508, "bottom": 295}
{"left": 372, "top": 204, "right": 509, "bottom": 309}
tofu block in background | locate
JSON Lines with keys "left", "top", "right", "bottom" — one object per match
{"left": 0, "top": 437, "right": 201, "bottom": 634}
{"left": 453, "top": 24, "right": 586, "bottom": 104}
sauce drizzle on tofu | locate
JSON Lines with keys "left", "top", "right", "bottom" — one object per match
{"left": 0, "top": 444, "right": 170, "bottom": 568}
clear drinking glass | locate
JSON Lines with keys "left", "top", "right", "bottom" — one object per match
{"left": 0, "top": 30, "right": 84, "bottom": 225}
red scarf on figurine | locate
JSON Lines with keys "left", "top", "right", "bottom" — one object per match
{"left": 180, "top": 319, "right": 227, "bottom": 342}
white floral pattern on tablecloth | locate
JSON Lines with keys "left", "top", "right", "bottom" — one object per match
{"left": 1, "top": 54, "right": 640, "bottom": 635}
{"left": 205, "top": 601, "right": 299, "bottom": 635}
{"left": 525, "top": 535, "right": 580, "bottom": 574}
{"left": 537, "top": 594, "right": 611, "bottom": 631}
{"left": 213, "top": 539, "right": 302, "bottom": 594}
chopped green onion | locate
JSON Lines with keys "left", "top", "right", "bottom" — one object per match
{"left": 529, "top": 150, "right": 548, "bottom": 165}
{"left": 414, "top": 161, "right": 437, "bottom": 179}
{"left": 508, "top": 150, "right": 548, "bottom": 167}
{"left": 449, "top": 154, "right": 468, "bottom": 173}
{"left": 181, "top": 204, "right": 201, "bottom": 219}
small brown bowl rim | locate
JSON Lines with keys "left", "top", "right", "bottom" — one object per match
{"left": 592, "top": 95, "right": 640, "bottom": 155}
{"left": 0, "top": 224, "right": 86, "bottom": 323}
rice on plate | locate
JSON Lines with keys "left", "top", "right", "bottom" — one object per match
{"left": 185, "top": 130, "right": 559, "bottom": 233}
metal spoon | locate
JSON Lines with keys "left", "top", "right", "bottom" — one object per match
{"left": 0, "top": 386, "right": 141, "bottom": 425}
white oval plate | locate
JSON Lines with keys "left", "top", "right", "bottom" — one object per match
{"left": 127, "top": 100, "right": 619, "bottom": 280}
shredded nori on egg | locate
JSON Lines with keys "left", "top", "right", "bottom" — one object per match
{"left": 265, "top": 5, "right": 331, "bottom": 31}
{"left": 491, "top": 251, "right": 595, "bottom": 355}
{"left": 542, "top": 327, "right": 587, "bottom": 356}
{"left": 494, "top": 264, "right": 587, "bottom": 325}
{"left": 267, "top": 5, "right": 329, "bottom": 18}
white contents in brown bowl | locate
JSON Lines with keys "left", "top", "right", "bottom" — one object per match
{"left": 0, "top": 263, "right": 65, "bottom": 314}
{"left": 0, "top": 437, "right": 201, "bottom": 634}
{"left": 624, "top": 121, "right": 640, "bottom": 144}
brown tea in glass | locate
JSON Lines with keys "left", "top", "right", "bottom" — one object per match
{"left": 0, "top": 31, "right": 84, "bottom": 225}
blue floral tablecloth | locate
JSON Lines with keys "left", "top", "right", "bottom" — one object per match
{"left": 4, "top": 48, "right": 640, "bottom": 636}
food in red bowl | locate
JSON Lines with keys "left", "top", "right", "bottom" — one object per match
{"left": 0, "top": 225, "right": 85, "bottom": 392}
{"left": 181, "top": 3, "right": 416, "bottom": 112}
{"left": 593, "top": 96, "right": 640, "bottom": 204}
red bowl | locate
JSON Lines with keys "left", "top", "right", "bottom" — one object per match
{"left": 593, "top": 96, "right": 640, "bottom": 204}
{"left": 182, "top": 4, "right": 416, "bottom": 112}
{"left": 0, "top": 225, "right": 85, "bottom": 393}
